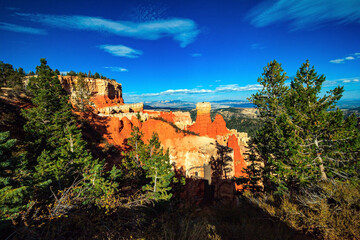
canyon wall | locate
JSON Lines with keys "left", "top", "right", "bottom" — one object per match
{"left": 59, "top": 76, "right": 124, "bottom": 105}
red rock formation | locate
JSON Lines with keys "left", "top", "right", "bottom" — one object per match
{"left": 159, "top": 111, "right": 175, "bottom": 123}
{"left": 141, "top": 119, "right": 184, "bottom": 143}
{"left": 131, "top": 116, "right": 141, "bottom": 129}
{"left": 188, "top": 102, "right": 229, "bottom": 138}
{"left": 210, "top": 114, "right": 229, "bottom": 138}
{"left": 227, "top": 134, "right": 246, "bottom": 178}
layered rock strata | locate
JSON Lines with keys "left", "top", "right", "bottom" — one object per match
{"left": 59, "top": 76, "right": 124, "bottom": 106}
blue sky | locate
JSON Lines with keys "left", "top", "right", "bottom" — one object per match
{"left": 0, "top": 0, "right": 359, "bottom": 102}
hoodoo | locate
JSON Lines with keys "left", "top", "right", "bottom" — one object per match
{"left": 188, "top": 102, "right": 230, "bottom": 138}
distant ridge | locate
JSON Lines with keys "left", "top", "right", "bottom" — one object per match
{"left": 141, "top": 100, "right": 255, "bottom": 110}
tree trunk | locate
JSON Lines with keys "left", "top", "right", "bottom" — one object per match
{"left": 314, "top": 138, "right": 327, "bottom": 181}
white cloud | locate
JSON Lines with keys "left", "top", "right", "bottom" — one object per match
{"left": 215, "top": 84, "right": 262, "bottom": 92}
{"left": 104, "top": 66, "right": 128, "bottom": 72}
{"left": 99, "top": 45, "right": 142, "bottom": 58}
{"left": 247, "top": 0, "right": 360, "bottom": 30}
{"left": 330, "top": 58, "right": 345, "bottom": 64}
{"left": 324, "top": 77, "right": 360, "bottom": 86}
{"left": 16, "top": 13, "right": 200, "bottom": 47}
{"left": 330, "top": 52, "right": 360, "bottom": 64}
{"left": 126, "top": 83, "right": 262, "bottom": 98}
{"left": 191, "top": 53, "right": 202, "bottom": 57}
{"left": 0, "top": 22, "right": 46, "bottom": 35}
{"left": 215, "top": 80, "right": 221, "bottom": 82}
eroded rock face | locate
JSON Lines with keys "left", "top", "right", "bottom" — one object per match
{"left": 59, "top": 76, "right": 124, "bottom": 106}
{"left": 227, "top": 134, "right": 246, "bottom": 177}
{"left": 188, "top": 102, "right": 229, "bottom": 138}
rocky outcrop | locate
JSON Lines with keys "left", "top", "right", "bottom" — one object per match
{"left": 187, "top": 102, "right": 229, "bottom": 138}
{"left": 59, "top": 76, "right": 124, "bottom": 107}
{"left": 227, "top": 135, "right": 246, "bottom": 177}
{"left": 97, "top": 103, "right": 144, "bottom": 115}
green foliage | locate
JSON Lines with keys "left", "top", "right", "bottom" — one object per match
{"left": 67, "top": 70, "right": 77, "bottom": 76}
{"left": 124, "top": 127, "right": 174, "bottom": 201}
{"left": 142, "top": 133, "right": 174, "bottom": 201}
{"left": 0, "top": 61, "right": 24, "bottom": 90}
{"left": 0, "top": 131, "right": 28, "bottom": 220}
{"left": 242, "top": 60, "right": 360, "bottom": 195}
{"left": 93, "top": 72, "right": 100, "bottom": 79}
{"left": 21, "top": 59, "right": 121, "bottom": 215}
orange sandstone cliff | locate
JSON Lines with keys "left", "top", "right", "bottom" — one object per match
{"left": 187, "top": 102, "right": 229, "bottom": 138}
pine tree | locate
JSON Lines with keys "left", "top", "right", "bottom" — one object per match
{"left": 0, "top": 131, "right": 28, "bottom": 220}
{"left": 0, "top": 61, "right": 24, "bottom": 89}
{"left": 243, "top": 60, "right": 360, "bottom": 194}
{"left": 93, "top": 72, "right": 100, "bottom": 79}
{"left": 142, "top": 133, "right": 174, "bottom": 201}
{"left": 21, "top": 59, "right": 119, "bottom": 211}
{"left": 124, "top": 128, "right": 174, "bottom": 201}
{"left": 287, "top": 60, "right": 359, "bottom": 183}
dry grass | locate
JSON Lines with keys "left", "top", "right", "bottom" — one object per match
{"left": 243, "top": 180, "right": 360, "bottom": 240}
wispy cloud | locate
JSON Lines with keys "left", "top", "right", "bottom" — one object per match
{"left": 247, "top": 0, "right": 360, "bottom": 30}
{"left": 104, "top": 66, "right": 128, "bottom": 72}
{"left": 191, "top": 53, "right": 202, "bottom": 57}
{"left": 125, "top": 84, "right": 262, "bottom": 99}
{"left": 0, "top": 22, "right": 46, "bottom": 35}
{"left": 330, "top": 59, "right": 345, "bottom": 64}
{"left": 324, "top": 77, "right": 360, "bottom": 86}
{"left": 330, "top": 52, "right": 360, "bottom": 64}
{"left": 99, "top": 45, "right": 142, "bottom": 58}
{"left": 16, "top": 13, "right": 200, "bottom": 47}
{"left": 215, "top": 84, "right": 262, "bottom": 92}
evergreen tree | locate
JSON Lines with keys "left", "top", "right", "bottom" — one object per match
{"left": 287, "top": 60, "right": 359, "bottom": 182}
{"left": 124, "top": 128, "right": 174, "bottom": 201}
{"left": 54, "top": 69, "right": 60, "bottom": 75}
{"left": 142, "top": 133, "right": 174, "bottom": 201}
{"left": 241, "top": 60, "right": 360, "bottom": 194}
{"left": 17, "top": 67, "right": 25, "bottom": 77}
{"left": 0, "top": 61, "right": 23, "bottom": 89}
{"left": 67, "top": 70, "right": 77, "bottom": 76}
{"left": 21, "top": 59, "right": 119, "bottom": 211}
{"left": 0, "top": 131, "right": 28, "bottom": 220}
{"left": 93, "top": 72, "right": 100, "bottom": 79}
